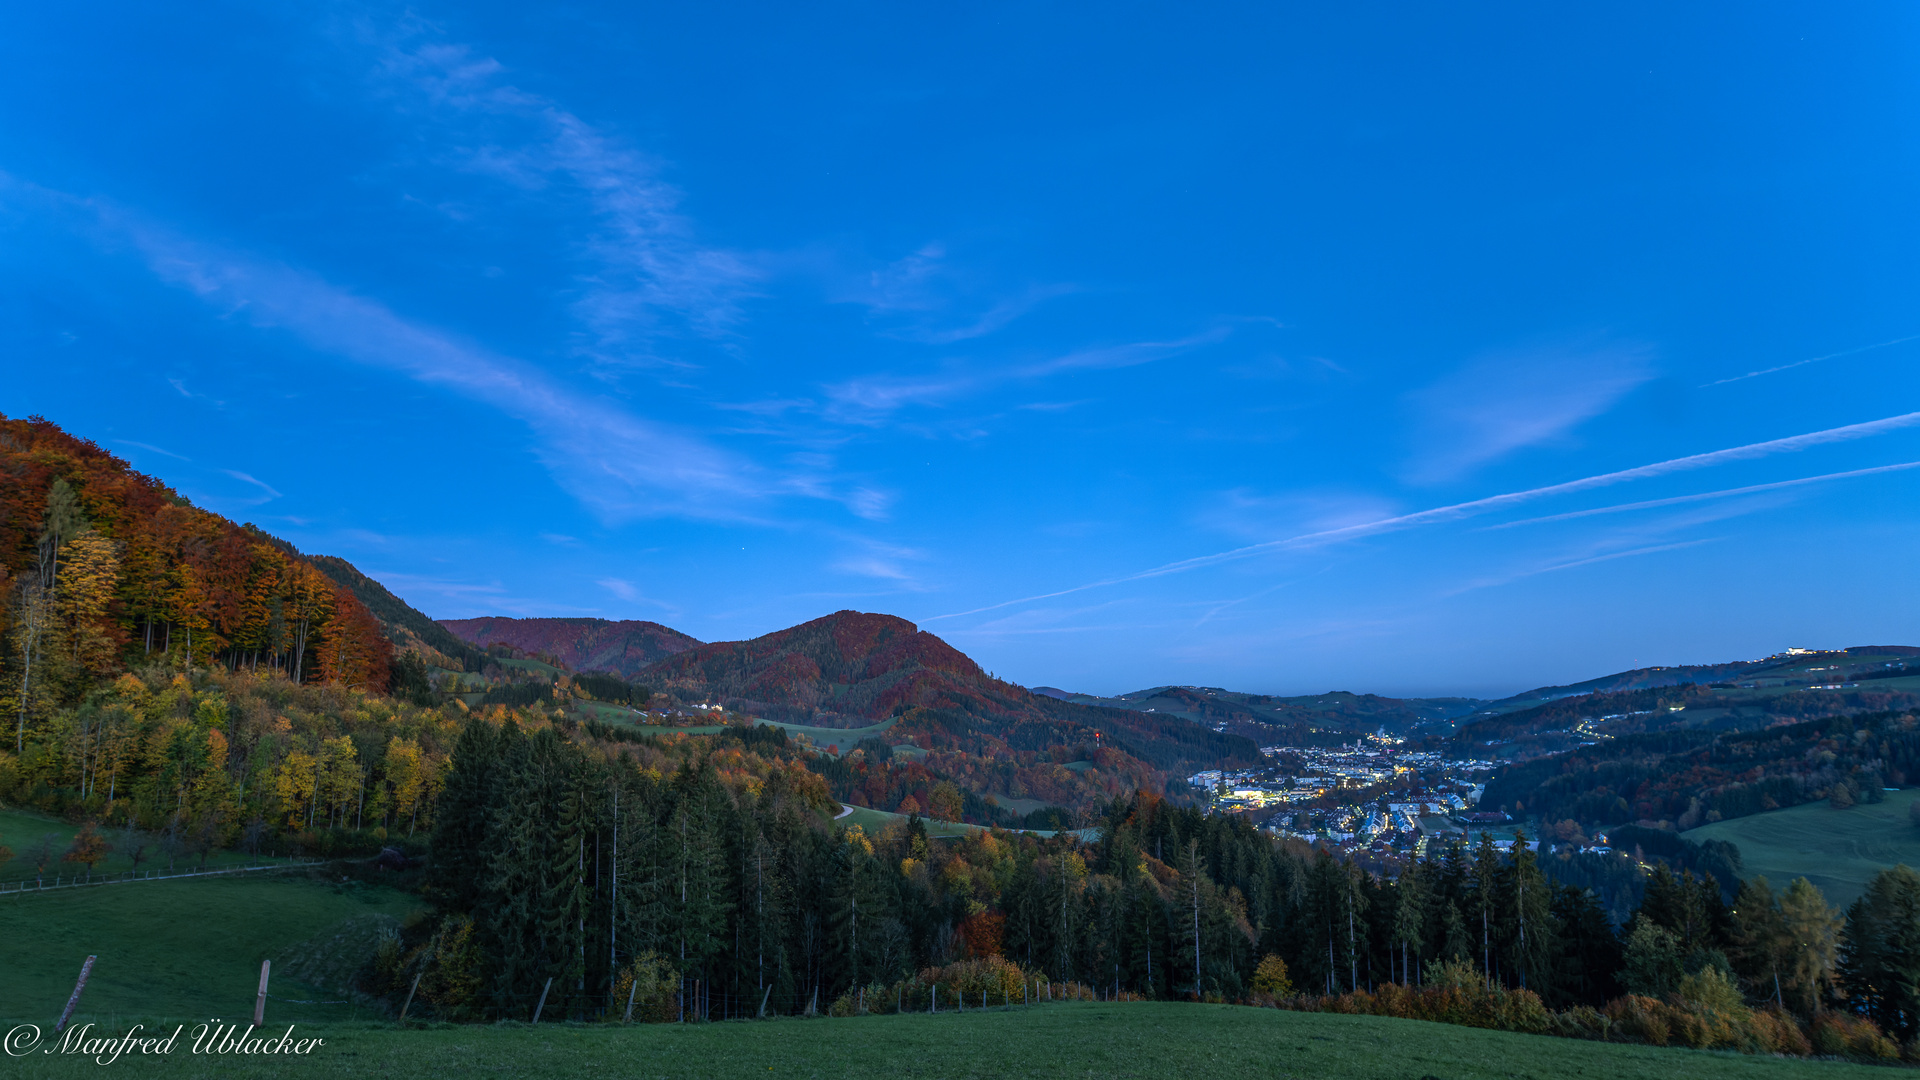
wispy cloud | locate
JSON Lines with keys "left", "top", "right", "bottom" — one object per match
{"left": 1019, "top": 328, "right": 1230, "bottom": 377}
{"left": 0, "top": 166, "right": 810, "bottom": 526}
{"left": 838, "top": 243, "right": 1074, "bottom": 344}
{"left": 1442, "top": 539, "right": 1721, "bottom": 597}
{"left": 1406, "top": 340, "right": 1655, "bottom": 483}
{"left": 1702, "top": 333, "right": 1920, "bottom": 388}
{"left": 829, "top": 538, "right": 927, "bottom": 584}
{"left": 925, "top": 409, "right": 1920, "bottom": 621}
{"left": 597, "top": 577, "right": 638, "bottom": 601}
{"left": 372, "top": 34, "right": 760, "bottom": 366}
{"left": 820, "top": 327, "right": 1231, "bottom": 426}
{"left": 1486, "top": 460, "right": 1920, "bottom": 530}
{"left": 221, "top": 469, "right": 283, "bottom": 501}
{"left": 112, "top": 439, "right": 189, "bottom": 461}
{"left": 822, "top": 373, "right": 976, "bottom": 423}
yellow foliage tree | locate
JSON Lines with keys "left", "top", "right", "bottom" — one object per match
{"left": 56, "top": 531, "right": 121, "bottom": 680}
{"left": 1252, "top": 954, "right": 1293, "bottom": 996}
{"left": 319, "top": 735, "right": 361, "bottom": 829}
{"left": 275, "top": 749, "right": 318, "bottom": 829}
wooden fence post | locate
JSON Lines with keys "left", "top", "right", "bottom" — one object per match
{"left": 54, "top": 956, "right": 96, "bottom": 1035}
{"left": 532, "top": 977, "right": 554, "bottom": 1023}
{"left": 398, "top": 971, "right": 423, "bottom": 1023}
{"left": 254, "top": 960, "right": 271, "bottom": 1027}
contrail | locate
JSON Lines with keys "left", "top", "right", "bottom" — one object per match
{"left": 1702, "top": 333, "right": 1920, "bottom": 387}
{"left": 1487, "top": 459, "right": 1920, "bottom": 529}
{"left": 923, "top": 410, "right": 1920, "bottom": 622}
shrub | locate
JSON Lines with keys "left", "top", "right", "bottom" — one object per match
{"left": 1605, "top": 995, "right": 1670, "bottom": 1046}
{"left": 610, "top": 951, "right": 680, "bottom": 1023}
{"left": 1251, "top": 955, "right": 1292, "bottom": 996}
{"left": 1810, "top": 1012, "right": 1898, "bottom": 1060}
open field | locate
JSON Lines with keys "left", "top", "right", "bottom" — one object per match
{"left": 1683, "top": 787, "right": 1920, "bottom": 909}
{"left": 0, "top": 808, "right": 274, "bottom": 886}
{"left": 836, "top": 804, "right": 982, "bottom": 838}
{"left": 836, "top": 804, "right": 1098, "bottom": 842}
{"left": 753, "top": 717, "right": 898, "bottom": 756}
{"left": 0, "top": 871, "right": 425, "bottom": 1026}
{"left": 0, "top": 872, "right": 1892, "bottom": 1080}
{"left": 5, "top": 1002, "right": 1897, "bottom": 1079}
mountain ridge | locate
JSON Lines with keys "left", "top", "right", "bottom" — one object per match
{"left": 439, "top": 615, "right": 702, "bottom": 678}
{"left": 635, "top": 609, "right": 1264, "bottom": 777}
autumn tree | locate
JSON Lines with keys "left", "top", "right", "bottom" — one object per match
{"left": 63, "top": 822, "right": 111, "bottom": 875}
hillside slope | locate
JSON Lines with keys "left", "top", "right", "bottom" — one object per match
{"left": 1045, "top": 685, "right": 1484, "bottom": 743}
{"left": 440, "top": 615, "right": 701, "bottom": 677}
{"left": 0, "top": 413, "right": 391, "bottom": 690}
{"left": 640, "top": 610, "right": 1262, "bottom": 775}
{"left": 1475, "top": 646, "right": 1920, "bottom": 716}
{"left": 311, "top": 555, "right": 489, "bottom": 673}
{"left": 1452, "top": 648, "right": 1920, "bottom": 761}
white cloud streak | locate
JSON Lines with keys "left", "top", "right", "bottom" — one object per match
{"left": 221, "top": 469, "right": 283, "bottom": 500}
{"left": 103, "top": 212, "right": 769, "bottom": 521}
{"left": 1440, "top": 539, "right": 1721, "bottom": 597}
{"left": 1702, "top": 333, "right": 1920, "bottom": 388}
{"left": 1406, "top": 341, "right": 1655, "bottom": 483}
{"left": 376, "top": 39, "right": 760, "bottom": 362}
{"left": 1486, "top": 460, "right": 1920, "bottom": 530}
{"left": 925, "top": 410, "right": 1920, "bottom": 621}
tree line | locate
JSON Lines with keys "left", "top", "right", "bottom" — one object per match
{"left": 398, "top": 711, "right": 1920, "bottom": 1054}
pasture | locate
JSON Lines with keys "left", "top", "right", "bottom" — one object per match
{"left": 0, "top": 870, "right": 424, "bottom": 1026}
{"left": 0, "top": 870, "right": 1895, "bottom": 1080}
{"left": 1682, "top": 787, "right": 1920, "bottom": 908}
{"left": 0, "top": 807, "right": 272, "bottom": 885}
{"left": 5, "top": 1001, "right": 1896, "bottom": 1080}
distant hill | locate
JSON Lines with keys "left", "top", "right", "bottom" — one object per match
{"left": 1043, "top": 684, "right": 1484, "bottom": 744}
{"left": 638, "top": 610, "right": 1263, "bottom": 776}
{"left": 1471, "top": 646, "right": 1920, "bottom": 716}
{"left": 1451, "top": 646, "right": 1920, "bottom": 760}
{"left": 439, "top": 616, "right": 702, "bottom": 678}
{"left": 311, "top": 555, "right": 489, "bottom": 673}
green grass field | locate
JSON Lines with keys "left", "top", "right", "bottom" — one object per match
{"left": 0, "top": 808, "right": 278, "bottom": 886}
{"left": 1682, "top": 788, "right": 1920, "bottom": 909}
{"left": 835, "top": 804, "right": 1097, "bottom": 842}
{"left": 5, "top": 1003, "right": 1895, "bottom": 1079}
{"left": 835, "top": 805, "right": 982, "bottom": 839}
{"left": 0, "top": 873, "right": 1893, "bottom": 1079}
{"left": 752, "top": 717, "right": 898, "bottom": 757}
{"left": 0, "top": 871, "right": 425, "bottom": 1026}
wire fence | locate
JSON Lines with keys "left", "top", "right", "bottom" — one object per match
{"left": 0, "top": 860, "right": 324, "bottom": 894}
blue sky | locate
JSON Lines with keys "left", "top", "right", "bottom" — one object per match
{"left": 6, "top": 3, "right": 1920, "bottom": 698}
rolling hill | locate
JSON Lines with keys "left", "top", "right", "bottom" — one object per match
{"left": 439, "top": 615, "right": 702, "bottom": 678}
{"left": 1040, "top": 685, "right": 1485, "bottom": 744}
{"left": 1450, "top": 647, "right": 1920, "bottom": 761}
{"left": 637, "top": 610, "right": 1263, "bottom": 777}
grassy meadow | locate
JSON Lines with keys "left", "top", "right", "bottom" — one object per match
{"left": 0, "top": 871, "right": 1897, "bottom": 1080}
{"left": 0, "top": 870, "right": 424, "bottom": 1026}
{"left": 0, "top": 807, "right": 283, "bottom": 886}
{"left": 6, "top": 1002, "right": 1901, "bottom": 1080}
{"left": 1682, "top": 787, "right": 1920, "bottom": 908}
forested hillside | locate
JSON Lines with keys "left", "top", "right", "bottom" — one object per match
{"left": 1474, "top": 646, "right": 1920, "bottom": 716}
{"left": 0, "top": 413, "right": 392, "bottom": 715}
{"left": 1481, "top": 709, "right": 1920, "bottom": 830}
{"left": 638, "top": 610, "right": 1262, "bottom": 777}
{"left": 1050, "top": 685, "right": 1485, "bottom": 743}
{"left": 313, "top": 554, "right": 488, "bottom": 674}
{"left": 0, "top": 417, "right": 1260, "bottom": 858}
{"left": 440, "top": 616, "right": 701, "bottom": 679}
